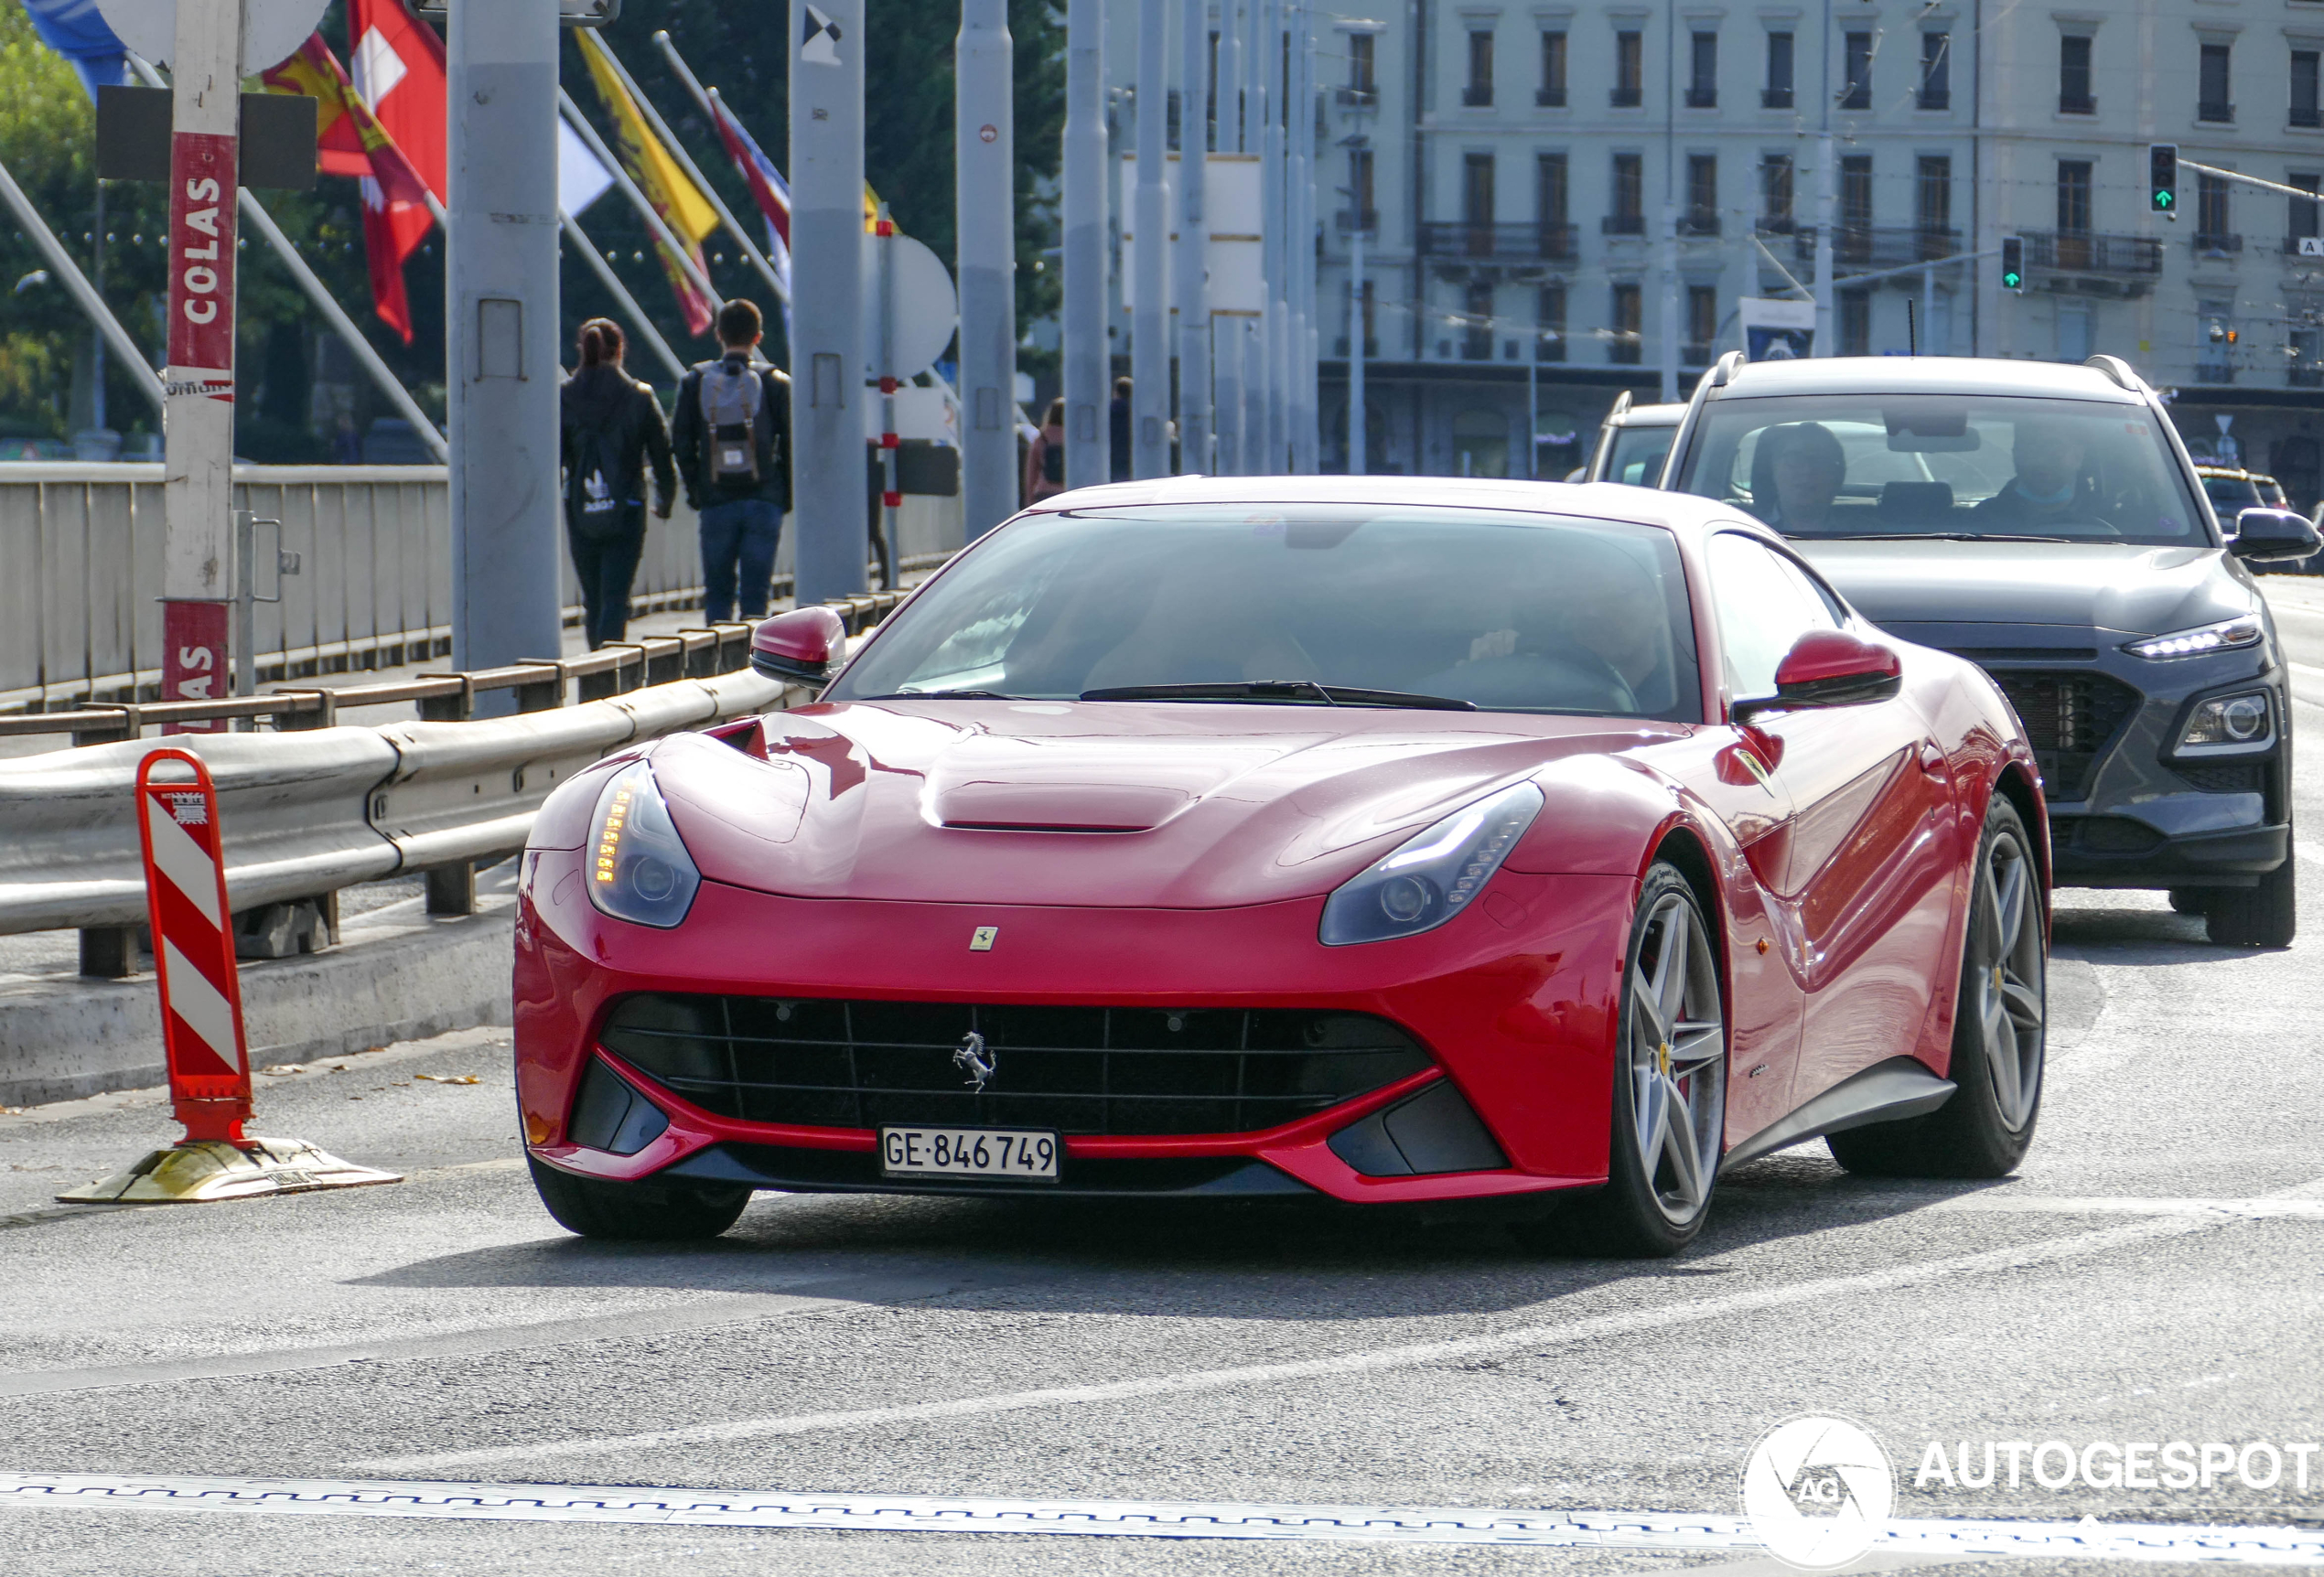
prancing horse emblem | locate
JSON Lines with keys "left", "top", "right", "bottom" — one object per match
{"left": 953, "top": 1031, "right": 996, "bottom": 1092}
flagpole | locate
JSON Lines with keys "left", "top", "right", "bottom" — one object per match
{"left": 562, "top": 209, "right": 689, "bottom": 382}
{"left": 127, "top": 53, "right": 441, "bottom": 457}
{"left": 0, "top": 153, "right": 163, "bottom": 417}
{"left": 597, "top": 33, "right": 790, "bottom": 307}
{"left": 556, "top": 88, "right": 725, "bottom": 312}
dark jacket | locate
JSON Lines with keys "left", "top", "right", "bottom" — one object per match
{"left": 560, "top": 364, "right": 675, "bottom": 530}
{"left": 671, "top": 353, "right": 793, "bottom": 511}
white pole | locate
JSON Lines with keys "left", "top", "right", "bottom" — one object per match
{"left": 1172, "top": 0, "right": 1211, "bottom": 474}
{"left": 1259, "top": 0, "right": 1286, "bottom": 472}
{"left": 1813, "top": 0, "right": 1834, "bottom": 355}
{"left": 1348, "top": 216, "right": 1364, "bottom": 475}
{"left": 1132, "top": 0, "right": 1171, "bottom": 477}
{"left": 956, "top": 0, "right": 1017, "bottom": 534}
{"left": 1062, "top": 0, "right": 1110, "bottom": 487}
{"left": 791, "top": 0, "right": 870, "bottom": 602}
{"left": 1213, "top": 0, "right": 1246, "bottom": 475}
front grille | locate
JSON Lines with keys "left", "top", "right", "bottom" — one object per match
{"left": 599, "top": 995, "right": 1434, "bottom": 1138}
{"left": 1979, "top": 670, "right": 2141, "bottom": 801}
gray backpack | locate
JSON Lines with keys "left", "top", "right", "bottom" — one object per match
{"left": 699, "top": 357, "right": 764, "bottom": 487}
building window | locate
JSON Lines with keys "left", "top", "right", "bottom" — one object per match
{"left": 1685, "top": 285, "right": 1717, "bottom": 365}
{"left": 1536, "top": 151, "right": 1569, "bottom": 254}
{"left": 1349, "top": 32, "right": 1375, "bottom": 96}
{"left": 2290, "top": 172, "right": 2320, "bottom": 254}
{"left": 1608, "top": 152, "right": 1644, "bottom": 233}
{"left": 1464, "top": 282, "right": 1495, "bottom": 360}
{"left": 1842, "top": 31, "right": 1872, "bottom": 111}
{"left": 1837, "top": 155, "right": 1872, "bottom": 263}
{"left": 1917, "top": 156, "right": 1953, "bottom": 240}
{"left": 1684, "top": 155, "right": 1719, "bottom": 233}
{"left": 1613, "top": 30, "right": 1643, "bottom": 108}
{"left": 1463, "top": 152, "right": 1496, "bottom": 241}
{"left": 1919, "top": 33, "right": 1950, "bottom": 111}
{"left": 2200, "top": 43, "right": 2233, "bottom": 123}
{"left": 2198, "top": 297, "right": 2236, "bottom": 384}
{"left": 1759, "top": 154, "right": 1794, "bottom": 231}
{"left": 1465, "top": 29, "right": 1494, "bottom": 106}
{"left": 1610, "top": 282, "right": 1642, "bottom": 364}
{"left": 1538, "top": 284, "right": 1566, "bottom": 362}
{"left": 1342, "top": 279, "right": 1377, "bottom": 358}
{"left": 2197, "top": 169, "right": 2235, "bottom": 252}
{"left": 1537, "top": 30, "right": 1566, "bottom": 107}
{"left": 1840, "top": 289, "right": 1870, "bottom": 358}
{"left": 1764, "top": 31, "right": 1794, "bottom": 109}
{"left": 1687, "top": 31, "right": 1717, "bottom": 108}
{"left": 2058, "top": 35, "right": 2093, "bottom": 115}
{"left": 1345, "top": 146, "right": 1375, "bottom": 231}
{"left": 2295, "top": 51, "right": 2320, "bottom": 130}
{"left": 2058, "top": 160, "right": 2093, "bottom": 236}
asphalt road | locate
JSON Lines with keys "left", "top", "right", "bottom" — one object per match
{"left": 5, "top": 583, "right": 2324, "bottom": 1575}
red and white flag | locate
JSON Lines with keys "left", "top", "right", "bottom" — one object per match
{"left": 349, "top": 0, "right": 447, "bottom": 343}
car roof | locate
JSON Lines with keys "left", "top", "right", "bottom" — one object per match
{"left": 1607, "top": 402, "right": 1685, "bottom": 427}
{"left": 1018, "top": 474, "right": 1758, "bottom": 541}
{"left": 1712, "top": 354, "right": 2146, "bottom": 404}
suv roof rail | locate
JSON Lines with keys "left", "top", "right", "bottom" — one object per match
{"left": 1655, "top": 360, "right": 1729, "bottom": 488}
{"left": 1710, "top": 349, "right": 1748, "bottom": 389}
{"left": 2084, "top": 353, "right": 2143, "bottom": 392}
{"left": 1609, "top": 390, "right": 1634, "bottom": 417}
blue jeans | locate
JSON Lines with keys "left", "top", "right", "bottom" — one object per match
{"left": 698, "top": 499, "right": 784, "bottom": 622}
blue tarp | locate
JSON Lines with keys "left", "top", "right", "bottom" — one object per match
{"left": 20, "top": 0, "right": 128, "bottom": 102}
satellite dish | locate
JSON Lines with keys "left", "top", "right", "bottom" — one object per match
{"left": 861, "top": 231, "right": 959, "bottom": 381}
{"left": 96, "top": 0, "right": 331, "bottom": 75}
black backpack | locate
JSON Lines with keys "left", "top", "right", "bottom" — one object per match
{"left": 570, "top": 396, "right": 631, "bottom": 535}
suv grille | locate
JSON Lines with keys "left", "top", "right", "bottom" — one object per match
{"left": 1980, "top": 670, "right": 2141, "bottom": 801}
{"left": 599, "top": 996, "right": 1433, "bottom": 1138}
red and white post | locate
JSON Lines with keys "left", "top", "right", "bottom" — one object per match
{"left": 158, "top": 0, "right": 244, "bottom": 730}
{"left": 134, "top": 749, "right": 253, "bottom": 1143}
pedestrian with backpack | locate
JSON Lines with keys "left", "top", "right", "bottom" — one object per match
{"left": 672, "top": 299, "right": 793, "bottom": 623}
{"left": 560, "top": 317, "right": 675, "bottom": 649}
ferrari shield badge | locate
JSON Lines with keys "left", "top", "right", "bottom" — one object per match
{"left": 969, "top": 925, "right": 998, "bottom": 951}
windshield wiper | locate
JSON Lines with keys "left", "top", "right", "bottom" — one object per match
{"left": 1803, "top": 531, "right": 2078, "bottom": 545}
{"left": 855, "top": 689, "right": 1024, "bottom": 700}
{"left": 1080, "top": 680, "right": 1477, "bottom": 711}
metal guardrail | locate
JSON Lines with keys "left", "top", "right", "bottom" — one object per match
{"left": 0, "top": 586, "right": 918, "bottom": 965}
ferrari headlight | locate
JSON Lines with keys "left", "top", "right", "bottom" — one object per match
{"left": 2123, "top": 614, "right": 2263, "bottom": 660}
{"left": 2177, "top": 690, "right": 2276, "bottom": 754}
{"left": 586, "top": 760, "right": 701, "bottom": 928}
{"left": 1319, "top": 782, "right": 1544, "bottom": 946}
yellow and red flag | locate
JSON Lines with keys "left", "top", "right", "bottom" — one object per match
{"left": 576, "top": 29, "right": 719, "bottom": 337}
{"left": 260, "top": 33, "right": 436, "bottom": 342}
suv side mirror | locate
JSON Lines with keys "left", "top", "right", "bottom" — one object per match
{"left": 750, "top": 606, "right": 848, "bottom": 686}
{"left": 1733, "top": 629, "right": 1903, "bottom": 723}
{"left": 2228, "top": 507, "right": 2322, "bottom": 563}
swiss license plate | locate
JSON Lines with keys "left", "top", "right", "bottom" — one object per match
{"left": 879, "top": 1126, "right": 1060, "bottom": 1182}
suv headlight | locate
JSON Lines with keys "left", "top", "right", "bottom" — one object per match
{"left": 586, "top": 760, "right": 702, "bottom": 927}
{"left": 2124, "top": 614, "right": 2263, "bottom": 660}
{"left": 2177, "top": 689, "right": 2276, "bottom": 756}
{"left": 1319, "top": 782, "right": 1544, "bottom": 946}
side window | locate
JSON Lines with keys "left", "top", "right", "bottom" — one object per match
{"left": 1768, "top": 548, "right": 1848, "bottom": 625}
{"left": 1707, "top": 532, "right": 1837, "bottom": 700}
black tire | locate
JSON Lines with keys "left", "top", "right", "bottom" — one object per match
{"left": 527, "top": 1154, "right": 751, "bottom": 1240}
{"left": 2205, "top": 859, "right": 2297, "bottom": 948}
{"left": 1532, "top": 864, "right": 1727, "bottom": 1258}
{"left": 1828, "top": 796, "right": 2044, "bottom": 1180}
{"left": 2168, "top": 888, "right": 2211, "bottom": 917}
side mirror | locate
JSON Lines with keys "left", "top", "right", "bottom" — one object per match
{"left": 2228, "top": 507, "right": 2322, "bottom": 563}
{"left": 750, "top": 606, "right": 848, "bottom": 686}
{"left": 1733, "top": 629, "right": 1903, "bottom": 723}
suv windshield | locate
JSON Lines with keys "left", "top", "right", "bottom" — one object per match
{"left": 1600, "top": 423, "right": 1675, "bottom": 487}
{"left": 1672, "top": 392, "right": 2206, "bottom": 545}
{"left": 829, "top": 505, "right": 1702, "bottom": 722}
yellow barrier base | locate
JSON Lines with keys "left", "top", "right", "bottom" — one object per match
{"left": 55, "top": 1137, "right": 403, "bottom": 1204}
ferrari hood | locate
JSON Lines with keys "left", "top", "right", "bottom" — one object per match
{"left": 653, "top": 701, "right": 1679, "bottom": 909}
{"left": 1792, "top": 540, "right": 2254, "bottom": 638}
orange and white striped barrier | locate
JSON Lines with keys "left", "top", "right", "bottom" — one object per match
{"left": 58, "top": 748, "right": 400, "bottom": 1204}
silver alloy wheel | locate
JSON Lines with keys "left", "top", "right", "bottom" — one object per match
{"left": 1627, "top": 891, "right": 1727, "bottom": 1225}
{"left": 1973, "top": 831, "right": 2045, "bottom": 1132}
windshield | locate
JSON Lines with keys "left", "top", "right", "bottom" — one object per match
{"left": 2202, "top": 474, "right": 2262, "bottom": 512}
{"left": 1599, "top": 423, "right": 1675, "bottom": 487}
{"left": 829, "top": 505, "right": 1702, "bottom": 722}
{"left": 1671, "top": 393, "right": 2207, "bottom": 545}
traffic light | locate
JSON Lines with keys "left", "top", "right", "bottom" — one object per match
{"left": 2000, "top": 235, "right": 2025, "bottom": 293}
{"left": 2149, "top": 144, "right": 2179, "bottom": 216}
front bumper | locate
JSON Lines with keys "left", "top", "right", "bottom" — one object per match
{"left": 514, "top": 846, "right": 1635, "bottom": 1206}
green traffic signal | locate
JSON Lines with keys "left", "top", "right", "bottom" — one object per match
{"left": 2000, "top": 235, "right": 2025, "bottom": 293}
{"left": 2150, "top": 144, "right": 2179, "bottom": 215}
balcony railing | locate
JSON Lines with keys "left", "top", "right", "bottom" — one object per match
{"left": 2194, "top": 231, "right": 2245, "bottom": 257}
{"left": 1609, "top": 86, "right": 1641, "bottom": 108}
{"left": 1335, "top": 85, "right": 1378, "bottom": 108}
{"left": 1602, "top": 212, "right": 1646, "bottom": 236}
{"left": 2295, "top": 103, "right": 2323, "bottom": 130}
{"left": 1761, "top": 86, "right": 1794, "bottom": 109}
{"left": 2285, "top": 232, "right": 2324, "bottom": 254}
{"left": 1679, "top": 210, "right": 1722, "bottom": 237}
{"left": 2291, "top": 365, "right": 2324, "bottom": 389}
{"left": 1684, "top": 87, "right": 1716, "bottom": 108}
{"left": 2058, "top": 92, "right": 2094, "bottom": 115}
{"left": 1919, "top": 88, "right": 1952, "bottom": 111}
{"left": 1535, "top": 86, "right": 1566, "bottom": 107}
{"left": 2199, "top": 99, "right": 2235, "bottom": 123}
{"left": 2195, "top": 361, "right": 2237, "bottom": 384}
{"left": 1535, "top": 333, "right": 1566, "bottom": 362}
{"left": 1608, "top": 335, "right": 1642, "bottom": 366}
{"left": 1416, "top": 220, "right": 1578, "bottom": 260}
{"left": 1759, "top": 225, "right": 1972, "bottom": 271}
{"left": 1336, "top": 208, "right": 1380, "bottom": 236}
{"left": 1461, "top": 84, "right": 1492, "bottom": 107}
{"left": 2020, "top": 230, "right": 2165, "bottom": 275}
{"left": 1683, "top": 341, "right": 1715, "bottom": 367}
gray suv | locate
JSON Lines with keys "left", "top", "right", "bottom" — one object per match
{"left": 1653, "top": 353, "right": 2319, "bottom": 946}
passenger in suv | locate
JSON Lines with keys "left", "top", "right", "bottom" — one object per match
{"left": 1656, "top": 353, "right": 2319, "bottom": 945}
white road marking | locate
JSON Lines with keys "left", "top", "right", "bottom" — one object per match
{"left": 362, "top": 1184, "right": 2323, "bottom": 1474}
{"left": 1936, "top": 1196, "right": 2324, "bottom": 1220}
{"left": 2, "top": 1475, "right": 2319, "bottom": 1562}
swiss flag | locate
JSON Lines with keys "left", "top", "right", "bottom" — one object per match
{"left": 350, "top": 0, "right": 447, "bottom": 343}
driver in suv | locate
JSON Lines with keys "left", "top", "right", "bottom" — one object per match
{"left": 1652, "top": 353, "right": 2318, "bottom": 946}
